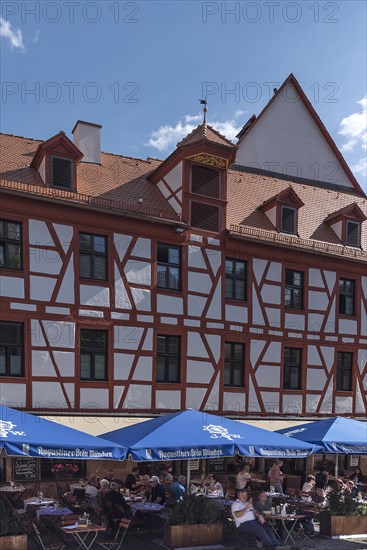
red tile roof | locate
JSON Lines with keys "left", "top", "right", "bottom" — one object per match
{"left": 1, "top": 132, "right": 366, "bottom": 258}
{"left": 177, "top": 124, "right": 235, "bottom": 148}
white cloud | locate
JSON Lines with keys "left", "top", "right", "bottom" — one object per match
{"left": 146, "top": 114, "right": 241, "bottom": 152}
{"left": 339, "top": 96, "right": 367, "bottom": 152}
{"left": 0, "top": 17, "right": 25, "bottom": 51}
{"left": 351, "top": 157, "right": 367, "bottom": 177}
{"left": 234, "top": 110, "right": 246, "bottom": 118}
{"left": 33, "top": 30, "right": 40, "bottom": 45}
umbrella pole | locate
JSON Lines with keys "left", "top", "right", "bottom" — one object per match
{"left": 335, "top": 453, "right": 338, "bottom": 479}
{"left": 187, "top": 460, "right": 191, "bottom": 492}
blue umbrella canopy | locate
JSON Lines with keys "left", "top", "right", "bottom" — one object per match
{"left": 276, "top": 417, "right": 367, "bottom": 454}
{"left": 0, "top": 405, "right": 127, "bottom": 460}
{"left": 101, "top": 409, "right": 319, "bottom": 461}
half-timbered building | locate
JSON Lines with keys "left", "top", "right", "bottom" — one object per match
{"left": 1, "top": 74, "right": 366, "bottom": 423}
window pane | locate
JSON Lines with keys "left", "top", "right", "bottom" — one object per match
{"left": 168, "top": 267, "right": 179, "bottom": 289}
{"left": 157, "top": 244, "right": 168, "bottom": 263}
{"left": 157, "top": 336, "right": 166, "bottom": 354}
{"left": 224, "top": 363, "right": 232, "bottom": 385}
{"left": 168, "top": 337, "right": 179, "bottom": 354}
{"left": 168, "top": 248, "right": 180, "bottom": 265}
{"left": 235, "top": 261, "right": 245, "bottom": 277}
{"left": 345, "top": 280, "right": 354, "bottom": 293}
{"left": 0, "top": 221, "right": 4, "bottom": 239}
{"left": 346, "top": 222, "right": 359, "bottom": 246}
{"left": 233, "top": 366, "right": 243, "bottom": 387}
{"left": 293, "top": 289, "right": 302, "bottom": 309}
{"left": 93, "top": 332, "right": 106, "bottom": 350}
{"left": 168, "top": 358, "right": 179, "bottom": 382}
{"left": 225, "top": 279, "right": 233, "bottom": 299}
{"left": 0, "top": 348, "right": 5, "bottom": 374}
{"left": 224, "top": 343, "right": 232, "bottom": 360}
{"left": 94, "top": 256, "right": 107, "bottom": 280}
{"left": 0, "top": 245, "right": 5, "bottom": 267}
{"left": 293, "top": 272, "right": 302, "bottom": 286}
{"left": 234, "top": 344, "right": 243, "bottom": 361}
{"left": 7, "top": 244, "right": 21, "bottom": 269}
{"left": 80, "top": 354, "right": 91, "bottom": 378}
{"left": 156, "top": 357, "right": 166, "bottom": 382}
{"left": 93, "top": 236, "right": 106, "bottom": 253}
{"left": 281, "top": 207, "right": 296, "bottom": 233}
{"left": 290, "top": 367, "right": 299, "bottom": 389}
{"left": 80, "top": 254, "right": 92, "bottom": 278}
{"left": 7, "top": 223, "right": 21, "bottom": 241}
{"left": 235, "top": 279, "right": 245, "bottom": 300}
{"left": 80, "top": 331, "right": 92, "bottom": 348}
{"left": 79, "top": 234, "right": 91, "bottom": 251}
{"left": 94, "top": 355, "right": 106, "bottom": 379}
{"left": 225, "top": 260, "right": 233, "bottom": 274}
{"left": 10, "top": 348, "right": 22, "bottom": 375}
{"left": 157, "top": 265, "right": 167, "bottom": 288}
{"left": 285, "top": 288, "right": 292, "bottom": 307}
{"left": 345, "top": 296, "right": 354, "bottom": 315}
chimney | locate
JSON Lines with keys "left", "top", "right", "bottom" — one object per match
{"left": 72, "top": 120, "right": 102, "bottom": 164}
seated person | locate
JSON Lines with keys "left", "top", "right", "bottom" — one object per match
{"left": 349, "top": 468, "right": 364, "bottom": 484}
{"left": 170, "top": 475, "right": 186, "bottom": 503}
{"left": 315, "top": 468, "right": 329, "bottom": 498}
{"left": 125, "top": 466, "right": 142, "bottom": 493}
{"left": 103, "top": 481, "right": 131, "bottom": 526}
{"left": 149, "top": 476, "right": 166, "bottom": 505}
{"left": 301, "top": 476, "right": 316, "bottom": 502}
{"left": 207, "top": 474, "right": 224, "bottom": 497}
{"left": 236, "top": 464, "right": 251, "bottom": 492}
{"left": 345, "top": 480, "right": 360, "bottom": 498}
{"left": 85, "top": 476, "right": 100, "bottom": 511}
{"left": 231, "top": 488, "right": 289, "bottom": 549}
{"left": 253, "top": 491, "right": 272, "bottom": 515}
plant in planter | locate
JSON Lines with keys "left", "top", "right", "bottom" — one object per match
{"left": 51, "top": 463, "right": 79, "bottom": 478}
{"left": 164, "top": 495, "right": 223, "bottom": 549}
{"left": 319, "top": 485, "right": 367, "bottom": 537}
{"left": 0, "top": 494, "right": 27, "bottom": 550}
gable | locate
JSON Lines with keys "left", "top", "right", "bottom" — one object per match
{"left": 236, "top": 81, "right": 356, "bottom": 190}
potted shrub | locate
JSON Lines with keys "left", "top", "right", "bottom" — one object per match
{"left": 0, "top": 495, "right": 27, "bottom": 550}
{"left": 163, "top": 495, "right": 223, "bottom": 549}
{"left": 319, "top": 485, "right": 367, "bottom": 537}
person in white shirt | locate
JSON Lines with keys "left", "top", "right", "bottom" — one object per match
{"left": 301, "top": 475, "right": 316, "bottom": 502}
{"left": 207, "top": 474, "right": 224, "bottom": 497}
{"left": 231, "top": 488, "right": 289, "bottom": 549}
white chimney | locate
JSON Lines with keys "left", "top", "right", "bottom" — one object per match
{"left": 72, "top": 120, "right": 101, "bottom": 164}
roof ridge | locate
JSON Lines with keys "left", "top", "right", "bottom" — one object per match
{"left": 0, "top": 132, "right": 43, "bottom": 143}
{"left": 205, "top": 123, "right": 235, "bottom": 146}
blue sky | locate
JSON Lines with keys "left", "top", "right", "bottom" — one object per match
{"left": 1, "top": 1, "right": 366, "bottom": 189}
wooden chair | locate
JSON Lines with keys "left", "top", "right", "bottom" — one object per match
{"left": 32, "top": 523, "right": 65, "bottom": 550}
{"left": 97, "top": 518, "right": 131, "bottom": 550}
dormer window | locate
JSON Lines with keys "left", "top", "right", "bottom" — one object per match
{"left": 346, "top": 220, "right": 360, "bottom": 247}
{"left": 280, "top": 206, "right": 297, "bottom": 234}
{"left": 191, "top": 165, "right": 220, "bottom": 198}
{"left": 51, "top": 156, "right": 73, "bottom": 189}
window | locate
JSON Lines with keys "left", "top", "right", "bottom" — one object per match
{"left": 79, "top": 233, "right": 107, "bottom": 280}
{"left": 225, "top": 259, "right": 246, "bottom": 301}
{"left": 0, "top": 322, "right": 24, "bottom": 377}
{"left": 224, "top": 343, "right": 245, "bottom": 387}
{"left": 0, "top": 220, "right": 22, "bottom": 270}
{"left": 156, "top": 335, "right": 180, "bottom": 383}
{"left": 157, "top": 244, "right": 181, "bottom": 291}
{"left": 285, "top": 269, "right": 303, "bottom": 309}
{"left": 51, "top": 156, "right": 73, "bottom": 189}
{"left": 191, "top": 165, "right": 220, "bottom": 198}
{"left": 191, "top": 202, "right": 220, "bottom": 232}
{"left": 80, "top": 330, "right": 108, "bottom": 380}
{"left": 284, "top": 348, "right": 302, "bottom": 390}
{"left": 339, "top": 279, "right": 355, "bottom": 316}
{"left": 346, "top": 220, "right": 360, "bottom": 247}
{"left": 280, "top": 206, "right": 296, "bottom": 234}
{"left": 337, "top": 352, "right": 353, "bottom": 391}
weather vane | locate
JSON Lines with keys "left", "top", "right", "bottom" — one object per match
{"left": 199, "top": 98, "right": 207, "bottom": 124}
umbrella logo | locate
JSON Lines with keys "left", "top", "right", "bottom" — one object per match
{"left": 202, "top": 424, "right": 242, "bottom": 441}
{"left": 0, "top": 420, "right": 25, "bottom": 438}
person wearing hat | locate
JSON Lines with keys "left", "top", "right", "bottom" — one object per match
{"left": 149, "top": 475, "right": 166, "bottom": 505}
{"left": 231, "top": 488, "right": 290, "bottom": 549}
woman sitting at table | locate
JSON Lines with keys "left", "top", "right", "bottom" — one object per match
{"left": 236, "top": 464, "right": 251, "bottom": 493}
{"left": 207, "top": 474, "right": 224, "bottom": 497}
{"left": 301, "top": 475, "right": 316, "bottom": 502}
{"left": 103, "top": 482, "right": 131, "bottom": 528}
{"left": 349, "top": 468, "right": 364, "bottom": 484}
{"left": 345, "top": 480, "right": 360, "bottom": 498}
{"left": 85, "top": 476, "right": 100, "bottom": 511}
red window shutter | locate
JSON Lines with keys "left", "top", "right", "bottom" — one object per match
{"left": 191, "top": 201, "right": 220, "bottom": 232}
{"left": 191, "top": 165, "right": 220, "bottom": 198}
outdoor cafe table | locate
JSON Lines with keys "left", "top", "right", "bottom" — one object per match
{"left": 36, "top": 507, "right": 73, "bottom": 542}
{"left": 265, "top": 513, "right": 306, "bottom": 547}
{"left": 129, "top": 501, "right": 164, "bottom": 517}
{"left": 24, "top": 497, "right": 55, "bottom": 509}
{"left": 61, "top": 523, "right": 106, "bottom": 550}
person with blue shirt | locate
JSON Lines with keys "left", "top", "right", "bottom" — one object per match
{"left": 170, "top": 475, "right": 186, "bottom": 503}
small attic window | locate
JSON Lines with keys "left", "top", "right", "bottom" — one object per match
{"left": 346, "top": 220, "right": 360, "bottom": 247}
{"left": 280, "top": 206, "right": 297, "bottom": 234}
{"left": 51, "top": 156, "right": 73, "bottom": 189}
{"left": 191, "top": 165, "right": 220, "bottom": 198}
{"left": 191, "top": 201, "right": 220, "bottom": 232}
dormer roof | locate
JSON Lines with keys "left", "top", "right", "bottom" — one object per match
{"left": 177, "top": 123, "right": 236, "bottom": 149}
{"left": 259, "top": 186, "right": 304, "bottom": 212}
{"left": 324, "top": 202, "right": 367, "bottom": 224}
{"left": 30, "top": 131, "right": 83, "bottom": 170}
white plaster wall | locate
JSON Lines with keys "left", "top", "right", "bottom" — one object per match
{"left": 285, "top": 313, "right": 305, "bottom": 331}
{"left": 123, "top": 385, "right": 151, "bottom": 409}
{"left": 168, "top": 197, "right": 181, "bottom": 214}
{"left": 307, "top": 369, "right": 327, "bottom": 390}
{"left": 308, "top": 291, "right": 329, "bottom": 311}
{"left": 207, "top": 250, "right": 221, "bottom": 276}
{"left": 187, "top": 332, "right": 208, "bottom": 358}
{"left": 133, "top": 356, "right": 152, "bottom": 381}
{"left": 188, "top": 272, "right": 212, "bottom": 293}
{"left": 187, "top": 360, "right": 214, "bottom": 383}
{"left": 165, "top": 162, "right": 182, "bottom": 192}
{"left": 266, "top": 262, "right": 282, "bottom": 282}
{"left": 261, "top": 284, "right": 281, "bottom": 304}
{"left": 29, "top": 220, "right": 53, "bottom": 246}
{"left": 335, "top": 396, "right": 353, "bottom": 414}
{"left": 265, "top": 307, "right": 280, "bottom": 327}
{"left": 131, "top": 288, "right": 151, "bottom": 311}
{"left": 30, "top": 276, "right": 56, "bottom": 301}
{"left": 187, "top": 294, "right": 207, "bottom": 317}
{"left": 41, "top": 320, "right": 75, "bottom": 348}
{"left": 262, "top": 341, "right": 281, "bottom": 363}
{"left": 188, "top": 246, "right": 206, "bottom": 269}
{"left": 236, "top": 82, "right": 353, "bottom": 187}
{"left": 223, "top": 392, "right": 246, "bottom": 411}
{"left": 38, "top": 157, "right": 46, "bottom": 183}
{"left": 53, "top": 351, "right": 75, "bottom": 377}
{"left": 250, "top": 340, "right": 266, "bottom": 367}
{"left": 255, "top": 365, "right": 280, "bottom": 387}
{"left": 80, "top": 285, "right": 110, "bottom": 307}
{"left": 131, "top": 238, "right": 151, "bottom": 259}
{"left": 30, "top": 248, "right": 62, "bottom": 275}
{"left": 155, "top": 390, "right": 181, "bottom": 409}
{"left": 282, "top": 394, "right": 302, "bottom": 415}
{"left": 253, "top": 259, "right": 267, "bottom": 284}
{"left": 330, "top": 220, "right": 342, "bottom": 240}
{"left": 308, "top": 269, "right": 324, "bottom": 288}
{"left": 56, "top": 255, "right": 75, "bottom": 304}
{"left": 206, "top": 281, "right": 221, "bottom": 319}
{"left": 32, "top": 350, "right": 57, "bottom": 376}
{"left": 53, "top": 223, "right": 73, "bottom": 254}
{"left": 307, "top": 346, "right": 322, "bottom": 366}
{"left": 125, "top": 260, "right": 151, "bottom": 285}
{"left": 308, "top": 313, "right": 324, "bottom": 332}
{"left": 324, "top": 271, "right": 336, "bottom": 294}
{"left": 80, "top": 388, "right": 109, "bottom": 409}
{"left": 114, "top": 326, "right": 145, "bottom": 351}
{"left": 30, "top": 320, "right": 46, "bottom": 346}
{"left": 157, "top": 181, "right": 170, "bottom": 198}
{"left": 225, "top": 304, "right": 248, "bottom": 323}
{"left": 157, "top": 294, "right": 183, "bottom": 315}
{"left": 261, "top": 392, "right": 279, "bottom": 413}
{"left": 320, "top": 346, "right": 334, "bottom": 372}
{"left": 0, "top": 276, "right": 24, "bottom": 298}
{"left": 361, "top": 300, "right": 367, "bottom": 336}
{"left": 32, "top": 382, "right": 68, "bottom": 408}
{"left": 306, "top": 394, "right": 320, "bottom": 414}
{"left": 265, "top": 206, "right": 277, "bottom": 227}
{"left": 204, "top": 334, "right": 221, "bottom": 363}
{"left": 115, "top": 264, "right": 132, "bottom": 310}
{"left": 114, "top": 353, "right": 134, "bottom": 380}
{"left": 114, "top": 234, "right": 132, "bottom": 263}
{"left": 185, "top": 388, "right": 206, "bottom": 409}
{"left": 252, "top": 288, "right": 265, "bottom": 325}
{"left": 339, "top": 319, "right": 358, "bottom": 335}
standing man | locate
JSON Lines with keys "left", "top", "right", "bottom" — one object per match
{"left": 231, "top": 488, "right": 289, "bottom": 550}
{"left": 125, "top": 466, "right": 142, "bottom": 493}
